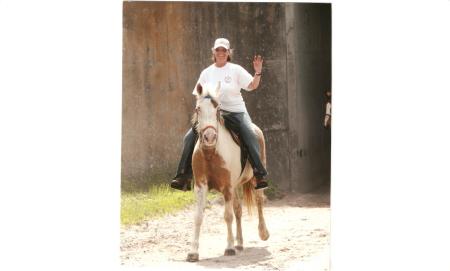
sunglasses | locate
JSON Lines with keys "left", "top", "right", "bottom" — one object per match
{"left": 215, "top": 48, "right": 228, "bottom": 53}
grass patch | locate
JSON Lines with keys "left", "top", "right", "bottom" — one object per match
{"left": 121, "top": 170, "right": 172, "bottom": 193}
{"left": 121, "top": 183, "right": 217, "bottom": 225}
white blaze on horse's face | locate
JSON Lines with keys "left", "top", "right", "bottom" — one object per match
{"left": 196, "top": 97, "right": 219, "bottom": 147}
{"left": 195, "top": 83, "right": 220, "bottom": 148}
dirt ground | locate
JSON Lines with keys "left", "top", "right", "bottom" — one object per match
{"left": 120, "top": 187, "right": 330, "bottom": 271}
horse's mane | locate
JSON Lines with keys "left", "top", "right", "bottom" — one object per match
{"left": 191, "top": 111, "right": 199, "bottom": 127}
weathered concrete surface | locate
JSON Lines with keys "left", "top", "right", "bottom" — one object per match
{"left": 122, "top": 2, "right": 331, "bottom": 192}
{"left": 288, "top": 4, "right": 332, "bottom": 192}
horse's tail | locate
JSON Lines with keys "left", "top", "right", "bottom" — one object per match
{"left": 242, "top": 124, "right": 266, "bottom": 216}
{"left": 242, "top": 178, "right": 257, "bottom": 216}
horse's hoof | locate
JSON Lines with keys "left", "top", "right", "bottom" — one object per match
{"left": 187, "top": 252, "right": 199, "bottom": 262}
{"left": 224, "top": 248, "right": 236, "bottom": 256}
{"left": 259, "top": 229, "right": 270, "bottom": 241}
{"left": 235, "top": 245, "right": 244, "bottom": 251}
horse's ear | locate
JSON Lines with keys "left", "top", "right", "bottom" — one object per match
{"left": 196, "top": 83, "right": 203, "bottom": 95}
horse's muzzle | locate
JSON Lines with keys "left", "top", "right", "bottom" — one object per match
{"left": 202, "top": 127, "right": 217, "bottom": 146}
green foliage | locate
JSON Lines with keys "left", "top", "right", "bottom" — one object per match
{"left": 121, "top": 183, "right": 217, "bottom": 225}
{"left": 264, "top": 179, "right": 284, "bottom": 200}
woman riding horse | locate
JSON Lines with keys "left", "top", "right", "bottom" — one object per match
{"left": 170, "top": 38, "right": 268, "bottom": 191}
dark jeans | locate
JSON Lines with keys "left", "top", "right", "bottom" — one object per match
{"left": 173, "top": 111, "right": 268, "bottom": 180}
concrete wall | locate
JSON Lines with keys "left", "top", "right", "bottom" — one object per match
{"left": 122, "top": 2, "right": 331, "bottom": 192}
{"left": 287, "top": 3, "right": 332, "bottom": 192}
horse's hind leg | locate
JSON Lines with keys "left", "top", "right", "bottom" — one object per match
{"left": 256, "top": 189, "right": 270, "bottom": 241}
{"left": 233, "top": 194, "right": 243, "bottom": 251}
{"left": 224, "top": 188, "right": 236, "bottom": 256}
{"left": 253, "top": 125, "right": 269, "bottom": 240}
{"left": 187, "top": 183, "right": 208, "bottom": 262}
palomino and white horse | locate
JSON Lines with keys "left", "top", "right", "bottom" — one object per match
{"left": 187, "top": 82, "right": 270, "bottom": 262}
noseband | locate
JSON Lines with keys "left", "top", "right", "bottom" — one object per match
{"left": 201, "top": 125, "right": 218, "bottom": 135}
{"left": 199, "top": 125, "right": 218, "bottom": 147}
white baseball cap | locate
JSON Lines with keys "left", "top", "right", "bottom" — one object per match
{"left": 213, "top": 38, "right": 230, "bottom": 50}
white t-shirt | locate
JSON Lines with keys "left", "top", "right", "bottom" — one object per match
{"left": 326, "top": 102, "right": 331, "bottom": 115}
{"left": 192, "top": 62, "right": 254, "bottom": 113}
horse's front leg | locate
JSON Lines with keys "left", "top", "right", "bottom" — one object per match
{"left": 224, "top": 188, "right": 236, "bottom": 256}
{"left": 233, "top": 194, "right": 243, "bottom": 251}
{"left": 187, "top": 182, "right": 208, "bottom": 262}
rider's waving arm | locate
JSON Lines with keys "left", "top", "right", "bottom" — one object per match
{"left": 247, "top": 55, "right": 263, "bottom": 90}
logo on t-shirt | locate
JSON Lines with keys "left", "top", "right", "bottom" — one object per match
{"left": 224, "top": 75, "right": 232, "bottom": 84}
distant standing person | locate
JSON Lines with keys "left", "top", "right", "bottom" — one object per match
{"left": 324, "top": 90, "right": 331, "bottom": 128}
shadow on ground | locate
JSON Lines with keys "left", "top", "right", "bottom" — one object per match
{"left": 192, "top": 246, "right": 272, "bottom": 269}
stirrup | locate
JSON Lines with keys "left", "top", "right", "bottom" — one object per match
{"left": 254, "top": 178, "right": 268, "bottom": 190}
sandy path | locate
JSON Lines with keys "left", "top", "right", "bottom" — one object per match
{"left": 120, "top": 189, "right": 330, "bottom": 270}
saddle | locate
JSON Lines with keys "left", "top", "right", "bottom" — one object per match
{"left": 226, "top": 128, "right": 249, "bottom": 174}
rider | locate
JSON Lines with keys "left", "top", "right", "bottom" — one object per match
{"left": 170, "top": 38, "right": 268, "bottom": 191}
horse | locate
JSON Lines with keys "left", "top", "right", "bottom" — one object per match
{"left": 186, "top": 82, "right": 270, "bottom": 262}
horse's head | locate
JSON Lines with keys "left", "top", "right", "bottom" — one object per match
{"left": 193, "top": 82, "right": 221, "bottom": 149}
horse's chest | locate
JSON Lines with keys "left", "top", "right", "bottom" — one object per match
{"left": 203, "top": 152, "right": 228, "bottom": 174}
